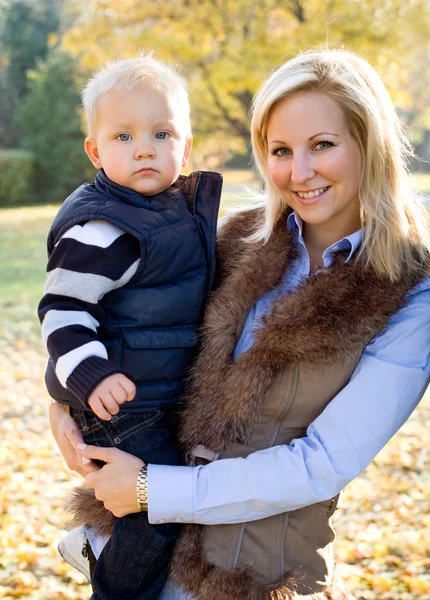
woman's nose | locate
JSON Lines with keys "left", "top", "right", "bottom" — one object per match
{"left": 291, "top": 154, "right": 315, "bottom": 184}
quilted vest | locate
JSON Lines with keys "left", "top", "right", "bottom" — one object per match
{"left": 45, "top": 169, "right": 222, "bottom": 412}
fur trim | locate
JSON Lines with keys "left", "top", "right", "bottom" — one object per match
{"left": 180, "top": 209, "right": 425, "bottom": 455}
{"left": 65, "top": 485, "right": 117, "bottom": 538}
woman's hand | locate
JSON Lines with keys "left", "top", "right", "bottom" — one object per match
{"left": 78, "top": 445, "right": 145, "bottom": 517}
{"left": 48, "top": 402, "right": 98, "bottom": 477}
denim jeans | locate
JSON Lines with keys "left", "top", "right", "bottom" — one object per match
{"left": 70, "top": 407, "right": 182, "bottom": 600}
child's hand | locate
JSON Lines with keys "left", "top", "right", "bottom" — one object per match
{"left": 88, "top": 374, "right": 136, "bottom": 421}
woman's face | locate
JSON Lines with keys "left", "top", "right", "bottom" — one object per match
{"left": 266, "top": 90, "right": 362, "bottom": 239}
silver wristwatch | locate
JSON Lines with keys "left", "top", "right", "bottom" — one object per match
{"left": 136, "top": 465, "right": 148, "bottom": 511}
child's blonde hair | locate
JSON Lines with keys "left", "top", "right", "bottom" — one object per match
{"left": 82, "top": 53, "right": 191, "bottom": 136}
{"left": 249, "top": 48, "right": 429, "bottom": 281}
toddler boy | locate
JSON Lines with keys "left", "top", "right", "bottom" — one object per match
{"left": 38, "top": 55, "right": 222, "bottom": 599}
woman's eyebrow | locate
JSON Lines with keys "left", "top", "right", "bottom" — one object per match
{"left": 268, "top": 132, "right": 340, "bottom": 145}
{"left": 309, "top": 132, "right": 339, "bottom": 140}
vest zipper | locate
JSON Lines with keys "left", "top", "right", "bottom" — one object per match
{"left": 191, "top": 172, "right": 201, "bottom": 216}
{"left": 190, "top": 173, "right": 212, "bottom": 295}
{"left": 166, "top": 173, "right": 211, "bottom": 295}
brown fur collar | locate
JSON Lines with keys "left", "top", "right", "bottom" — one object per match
{"left": 179, "top": 208, "right": 425, "bottom": 455}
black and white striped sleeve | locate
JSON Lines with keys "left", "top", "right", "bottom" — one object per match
{"left": 38, "top": 219, "right": 140, "bottom": 406}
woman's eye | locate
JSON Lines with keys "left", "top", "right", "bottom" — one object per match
{"left": 313, "top": 141, "right": 333, "bottom": 151}
{"left": 273, "top": 147, "right": 291, "bottom": 157}
{"left": 117, "top": 133, "right": 131, "bottom": 142}
{"left": 155, "top": 131, "right": 169, "bottom": 140}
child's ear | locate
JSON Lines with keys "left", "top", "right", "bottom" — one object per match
{"left": 182, "top": 136, "right": 193, "bottom": 167}
{"left": 85, "top": 137, "right": 103, "bottom": 169}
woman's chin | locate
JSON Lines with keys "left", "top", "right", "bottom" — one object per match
{"left": 293, "top": 206, "right": 333, "bottom": 227}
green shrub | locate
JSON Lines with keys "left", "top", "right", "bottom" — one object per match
{"left": 0, "top": 149, "right": 35, "bottom": 208}
{"left": 15, "top": 49, "right": 93, "bottom": 203}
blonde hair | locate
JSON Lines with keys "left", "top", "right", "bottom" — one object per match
{"left": 249, "top": 48, "right": 429, "bottom": 281}
{"left": 82, "top": 53, "right": 191, "bottom": 136}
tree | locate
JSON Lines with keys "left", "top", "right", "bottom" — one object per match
{"left": 15, "top": 49, "right": 94, "bottom": 202}
{"left": 62, "top": 0, "right": 430, "bottom": 158}
{"left": 0, "top": 0, "right": 62, "bottom": 146}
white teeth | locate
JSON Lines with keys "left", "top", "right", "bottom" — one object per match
{"left": 296, "top": 186, "right": 328, "bottom": 199}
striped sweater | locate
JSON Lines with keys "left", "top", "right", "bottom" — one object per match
{"left": 38, "top": 219, "right": 141, "bottom": 404}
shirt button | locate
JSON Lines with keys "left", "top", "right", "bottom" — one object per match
{"left": 175, "top": 518, "right": 183, "bottom": 523}
{"left": 158, "top": 519, "right": 166, "bottom": 524}
{"left": 114, "top": 437, "right": 121, "bottom": 444}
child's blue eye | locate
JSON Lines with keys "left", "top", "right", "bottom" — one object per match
{"left": 155, "top": 131, "right": 169, "bottom": 140}
{"left": 117, "top": 133, "right": 131, "bottom": 142}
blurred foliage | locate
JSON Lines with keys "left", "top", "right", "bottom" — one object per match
{"left": 0, "top": 0, "right": 62, "bottom": 146}
{"left": 0, "top": 149, "right": 35, "bottom": 208}
{"left": 62, "top": 0, "right": 430, "bottom": 154}
{"left": 15, "top": 49, "right": 95, "bottom": 203}
{"left": 0, "top": 0, "right": 430, "bottom": 201}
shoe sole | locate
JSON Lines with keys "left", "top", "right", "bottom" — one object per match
{"left": 58, "top": 539, "right": 91, "bottom": 582}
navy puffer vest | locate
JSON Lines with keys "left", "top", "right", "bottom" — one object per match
{"left": 45, "top": 170, "right": 222, "bottom": 413}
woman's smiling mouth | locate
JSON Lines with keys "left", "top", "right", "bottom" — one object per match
{"left": 292, "top": 186, "right": 331, "bottom": 204}
{"left": 294, "top": 186, "right": 330, "bottom": 199}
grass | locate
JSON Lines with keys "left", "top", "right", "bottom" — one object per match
{"left": 410, "top": 172, "right": 430, "bottom": 194}
{"left": 0, "top": 206, "right": 59, "bottom": 341}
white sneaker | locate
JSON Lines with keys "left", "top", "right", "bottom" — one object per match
{"left": 58, "top": 526, "right": 91, "bottom": 582}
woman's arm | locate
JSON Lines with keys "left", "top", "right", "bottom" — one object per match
{"left": 81, "top": 278, "right": 430, "bottom": 523}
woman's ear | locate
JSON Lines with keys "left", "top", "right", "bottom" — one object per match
{"left": 182, "top": 136, "right": 193, "bottom": 167}
{"left": 84, "top": 137, "right": 103, "bottom": 169}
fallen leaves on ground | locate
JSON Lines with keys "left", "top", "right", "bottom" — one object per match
{"left": 0, "top": 327, "right": 428, "bottom": 599}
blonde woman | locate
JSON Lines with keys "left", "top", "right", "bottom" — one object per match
{"left": 50, "top": 49, "right": 430, "bottom": 599}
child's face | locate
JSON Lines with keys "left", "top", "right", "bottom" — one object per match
{"left": 85, "top": 87, "right": 192, "bottom": 195}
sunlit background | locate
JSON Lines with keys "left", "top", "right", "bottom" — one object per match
{"left": 0, "top": 0, "right": 429, "bottom": 598}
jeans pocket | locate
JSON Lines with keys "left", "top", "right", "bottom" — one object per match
{"left": 109, "top": 410, "right": 164, "bottom": 445}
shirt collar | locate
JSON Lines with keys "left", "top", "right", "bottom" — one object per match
{"left": 286, "top": 210, "right": 363, "bottom": 264}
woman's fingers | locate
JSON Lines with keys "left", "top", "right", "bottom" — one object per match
{"left": 79, "top": 446, "right": 145, "bottom": 517}
{"left": 77, "top": 444, "right": 118, "bottom": 464}
{"left": 63, "top": 416, "right": 85, "bottom": 447}
{"left": 49, "top": 403, "right": 88, "bottom": 475}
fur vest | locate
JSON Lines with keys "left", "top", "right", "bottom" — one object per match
{"left": 169, "top": 208, "right": 427, "bottom": 600}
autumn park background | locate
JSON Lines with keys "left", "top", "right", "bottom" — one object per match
{"left": 0, "top": 0, "right": 429, "bottom": 598}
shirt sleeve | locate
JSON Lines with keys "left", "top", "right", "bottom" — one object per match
{"left": 148, "top": 278, "right": 430, "bottom": 525}
{"left": 38, "top": 219, "right": 140, "bottom": 406}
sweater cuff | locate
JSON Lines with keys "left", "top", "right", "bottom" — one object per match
{"left": 66, "top": 356, "right": 131, "bottom": 408}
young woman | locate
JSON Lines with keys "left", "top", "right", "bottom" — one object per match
{"left": 50, "top": 49, "right": 430, "bottom": 599}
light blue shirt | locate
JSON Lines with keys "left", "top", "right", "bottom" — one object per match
{"left": 148, "top": 212, "right": 430, "bottom": 526}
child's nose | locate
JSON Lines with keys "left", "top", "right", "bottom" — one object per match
{"left": 135, "top": 144, "right": 156, "bottom": 159}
